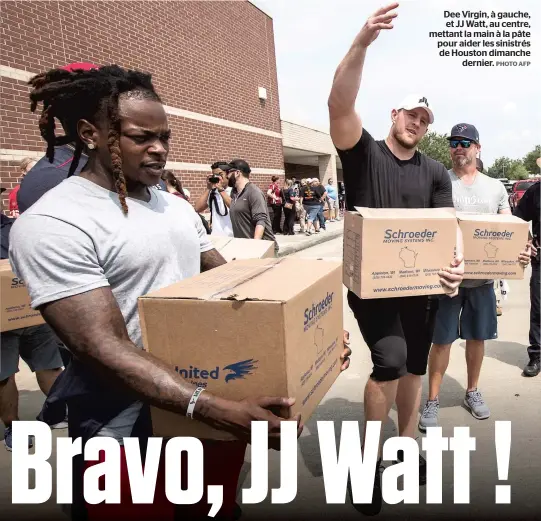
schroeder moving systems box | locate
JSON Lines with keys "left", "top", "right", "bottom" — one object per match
{"left": 457, "top": 212, "right": 529, "bottom": 280}
{"left": 343, "top": 207, "right": 458, "bottom": 299}
{"left": 139, "top": 257, "right": 344, "bottom": 440}
{"left": 210, "top": 236, "right": 275, "bottom": 261}
{"left": 0, "top": 259, "right": 44, "bottom": 332}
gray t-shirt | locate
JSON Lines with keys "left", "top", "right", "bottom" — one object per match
{"left": 230, "top": 182, "right": 277, "bottom": 249}
{"left": 449, "top": 170, "right": 510, "bottom": 287}
{"left": 9, "top": 176, "right": 213, "bottom": 439}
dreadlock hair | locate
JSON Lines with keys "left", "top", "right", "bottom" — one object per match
{"left": 28, "top": 64, "right": 162, "bottom": 215}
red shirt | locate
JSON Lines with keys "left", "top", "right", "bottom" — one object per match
{"left": 9, "top": 185, "right": 20, "bottom": 215}
{"left": 268, "top": 183, "right": 282, "bottom": 205}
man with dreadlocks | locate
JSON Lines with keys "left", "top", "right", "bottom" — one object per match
{"left": 8, "top": 64, "right": 306, "bottom": 521}
{"left": 16, "top": 62, "right": 168, "bottom": 214}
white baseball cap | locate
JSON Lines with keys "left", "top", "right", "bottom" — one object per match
{"left": 396, "top": 94, "right": 434, "bottom": 124}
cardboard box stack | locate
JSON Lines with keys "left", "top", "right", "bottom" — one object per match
{"left": 139, "top": 257, "right": 344, "bottom": 440}
{"left": 210, "top": 236, "right": 275, "bottom": 262}
{"left": 457, "top": 212, "right": 529, "bottom": 280}
{"left": 343, "top": 207, "right": 458, "bottom": 299}
{"left": 0, "top": 259, "right": 44, "bottom": 332}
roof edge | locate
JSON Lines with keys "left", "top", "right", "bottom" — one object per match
{"left": 248, "top": 1, "right": 273, "bottom": 19}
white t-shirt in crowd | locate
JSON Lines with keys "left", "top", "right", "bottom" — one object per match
{"left": 208, "top": 187, "right": 233, "bottom": 237}
{"left": 9, "top": 176, "right": 213, "bottom": 440}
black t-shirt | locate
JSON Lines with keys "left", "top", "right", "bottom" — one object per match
{"left": 336, "top": 129, "right": 453, "bottom": 210}
{"left": 514, "top": 181, "right": 540, "bottom": 263}
{"left": 301, "top": 185, "right": 322, "bottom": 206}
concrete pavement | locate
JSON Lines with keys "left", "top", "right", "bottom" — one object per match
{"left": 275, "top": 218, "right": 344, "bottom": 257}
{"left": 2, "top": 236, "right": 539, "bottom": 520}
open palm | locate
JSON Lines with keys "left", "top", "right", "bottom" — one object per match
{"left": 356, "top": 2, "right": 399, "bottom": 48}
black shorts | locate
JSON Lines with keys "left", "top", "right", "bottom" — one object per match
{"left": 347, "top": 291, "right": 438, "bottom": 381}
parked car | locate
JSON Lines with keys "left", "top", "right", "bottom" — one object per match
{"left": 509, "top": 178, "right": 540, "bottom": 209}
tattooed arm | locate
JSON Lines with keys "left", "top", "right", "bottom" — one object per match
{"left": 39, "top": 286, "right": 300, "bottom": 446}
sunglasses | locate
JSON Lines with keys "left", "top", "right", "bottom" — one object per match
{"left": 449, "top": 139, "right": 473, "bottom": 149}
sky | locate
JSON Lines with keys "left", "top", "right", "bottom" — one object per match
{"left": 251, "top": 0, "right": 541, "bottom": 168}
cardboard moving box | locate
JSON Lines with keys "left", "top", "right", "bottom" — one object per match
{"left": 458, "top": 213, "right": 529, "bottom": 280}
{"left": 139, "top": 257, "right": 344, "bottom": 440}
{"left": 210, "top": 236, "right": 275, "bottom": 262}
{"left": 0, "top": 259, "right": 44, "bottom": 332}
{"left": 343, "top": 207, "right": 458, "bottom": 299}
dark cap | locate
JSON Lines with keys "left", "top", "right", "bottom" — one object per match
{"left": 211, "top": 161, "right": 232, "bottom": 172}
{"left": 228, "top": 159, "right": 251, "bottom": 176}
{"left": 448, "top": 123, "right": 480, "bottom": 143}
{"left": 0, "top": 186, "right": 7, "bottom": 194}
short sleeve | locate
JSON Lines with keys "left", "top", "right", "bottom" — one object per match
{"left": 497, "top": 183, "right": 511, "bottom": 212}
{"left": 8, "top": 215, "right": 110, "bottom": 309}
{"left": 432, "top": 166, "right": 454, "bottom": 208}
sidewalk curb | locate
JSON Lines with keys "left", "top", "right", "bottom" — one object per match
{"left": 277, "top": 227, "right": 343, "bottom": 257}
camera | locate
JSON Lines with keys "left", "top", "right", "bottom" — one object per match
{"left": 208, "top": 175, "right": 221, "bottom": 184}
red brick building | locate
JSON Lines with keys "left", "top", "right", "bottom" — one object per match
{"left": 0, "top": 1, "right": 285, "bottom": 207}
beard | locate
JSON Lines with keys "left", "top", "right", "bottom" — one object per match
{"left": 453, "top": 154, "right": 473, "bottom": 168}
{"left": 393, "top": 128, "right": 420, "bottom": 150}
{"left": 228, "top": 174, "right": 236, "bottom": 188}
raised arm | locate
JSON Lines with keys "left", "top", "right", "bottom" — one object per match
{"left": 328, "top": 3, "right": 398, "bottom": 150}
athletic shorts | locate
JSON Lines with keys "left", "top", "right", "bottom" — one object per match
{"left": 347, "top": 291, "right": 438, "bottom": 381}
{"left": 0, "top": 324, "right": 64, "bottom": 381}
{"left": 432, "top": 283, "right": 497, "bottom": 344}
{"left": 83, "top": 439, "right": 247, "bottom": 521}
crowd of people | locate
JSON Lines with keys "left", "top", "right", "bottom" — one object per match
{"left": 0, "top": 4, "right": 539, "bottom": 521}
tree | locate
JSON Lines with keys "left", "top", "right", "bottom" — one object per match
{"left": 417, "top": 131, "right": 452, "bottom": 169}
{"left": 523, "top": 145, "right": 541, "bottom": 176}
{"left": 507, "top": 162, "right": 529, "bottom": 180}
{"left": 487, "top": 157, "right": 513, "bottom": 178}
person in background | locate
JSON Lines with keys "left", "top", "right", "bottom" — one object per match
{"left": 1, "top": 187, "right": 65, "bottom": 452}
{"left": 325, "top": 177, "right": 339, "bottom": 221}
{"left": 162, "top": 170, "right": 212, "bottom": 234}
{"left": 8, "top": 157, "right": 36, "bottom": 218}
{"left": 300, "top": 178, "right": 321, "bottom": 236}
{"left": 194, "top": 162, "right": 234, "bottom": 237}
{"left": 226, "top": 159, "right": 278, "bottom": 252}
{"left": 296, "top": 178, "right": 307, "bottom": 233}
{"left": 312, "top": 178, "right": 327, "bottom": 231}
{"left": 267, "top": 175, "right": 283, "bottom": 234}
{"left": 514, "top": 180, "right": 540, "bottom": 377}
{"left": 420, "top": 124, "right": 531, "bottom": 431}
{"left": 162, "top": 170, "right": 189, "bottom": 200}
{"left": 338, "top": 181, "right": 346, "bottom": 215}
{"left": 282, "top": 179, "right": 299, "bottom": 235}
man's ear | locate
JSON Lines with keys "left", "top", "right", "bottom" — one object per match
{"left": 77, "top": 119, "right": 99, "bottom": 149}
{"left": 391, "top": 108, "right": 399, "bottom": 124}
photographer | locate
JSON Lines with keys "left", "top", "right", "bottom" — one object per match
{"left": 194, "top": 162, "right": 233, "bottom": 237}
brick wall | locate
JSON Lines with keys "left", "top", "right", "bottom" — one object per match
{"left": 1, "top": 1, "right": 283, "bottom": 207}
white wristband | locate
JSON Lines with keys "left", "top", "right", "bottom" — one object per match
{"left": 186, "top": 387, "right": 205, "bottom": 419}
